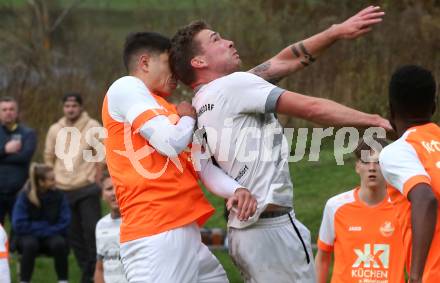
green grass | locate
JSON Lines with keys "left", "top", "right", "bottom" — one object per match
{"left": 6, "top": 147, "right": 357, "bottom": 282}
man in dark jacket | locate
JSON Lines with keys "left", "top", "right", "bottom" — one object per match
{"left": 0, "top": 97, "right": 37, "bottom": 225}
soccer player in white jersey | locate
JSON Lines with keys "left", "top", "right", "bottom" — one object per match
{"left": 0, "top": 224, "right": 10, "bottom": 283}
{"left": 170, "top": 6, "right": 392, "bottom": 282}
{"left": 94, "top": 171, "right": 127, "bottom": 283}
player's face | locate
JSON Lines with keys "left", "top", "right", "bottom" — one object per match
{"left": 195, "top": 29, "right": 241, "bottom": 75}
{"left": 0, "top": 101, "right": 18, "bottom": 125}
{"left": 148, "top": 52, "right": 177, "bottom": 97}
{"left": 356, "top": 150, "right": 386, "bottom": 190}
{"left": 102, "top": 178, "right": 119, "bottom": 212}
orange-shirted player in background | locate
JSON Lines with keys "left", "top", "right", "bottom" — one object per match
{"left": 316, "top": 138, "right": 405, "bottom": 283}
{"left": 379, "top": 65, "right": 439, "bottom": 283}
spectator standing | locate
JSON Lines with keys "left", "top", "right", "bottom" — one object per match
{"left": 44, "top": 92, "right": 103, "bottom": 283}
{"left": 0, "top": 96, "right": 37, "bottom": 225}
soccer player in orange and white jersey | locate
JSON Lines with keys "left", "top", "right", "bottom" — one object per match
{"left": 316, "top": 138, "right": 405, "bottom": 283}
{"left": 103, "top": 32, "right": 257, "bottom": 283}
{"left": 0, "top": 224, "right": 10, "bottom": 283}
{"left": 379, "top": 65, "right": 439, "bottom": 283}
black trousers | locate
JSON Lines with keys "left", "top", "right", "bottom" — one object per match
{"left": 64, "top": 184, "right": 101, "bottom": 283}
{"left": 0, "top": 193, "right": 17, "bottom": 224}
{"left": 17, "top": 235, "right": 69, "bottom": 281}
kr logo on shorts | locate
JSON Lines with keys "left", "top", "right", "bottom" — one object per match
{"left": 352, "top": 244, "right": 390, "bottom": 269}
{"left": 113, "top": 121, "right": 185, "bottom": 179}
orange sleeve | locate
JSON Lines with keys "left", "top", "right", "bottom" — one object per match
{"left": 132, "top": 108, "right": 168, "bottom": 131}
{"left": 0, "top": 241, "right": 7, "bottom": 259}
{"left": 317, "top": 239, "right": 334, "bottom": 252}
{"left": 403, "top": 175, "right": 432, "bottom": 197}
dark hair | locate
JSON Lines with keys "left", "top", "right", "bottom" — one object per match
{"left": 28, "top": 163, "right": 53, "bottom": 207}
{"left": 389, "top": 65, "right": 436, "bottom": 120}
{"left": 353, "top": 138, "right": 389, "bottom": 160}
{"left": 0, "top": 96, "right": 17, "bottom": 104}
{"left": 100, "top": 169, "right": 111, "bottom": 184}
{"left": 62, "top": 92, "right": 83, "bottom": 105}
{"left": 170, "top": 21, "right": 210, "bottom": 86}
{"left": 123, "top": 32, "right": 171, "bottom": 72}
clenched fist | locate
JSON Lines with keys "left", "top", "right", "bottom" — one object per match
{"left": 227, "top": 188, "right": 257, "bottom": 221}
{"left": 176, "top": 101, "right": 196, "bottom": 119}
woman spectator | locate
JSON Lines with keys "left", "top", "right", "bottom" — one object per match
{"left": 12, "top": 163, "right": 70, "bottom": 283}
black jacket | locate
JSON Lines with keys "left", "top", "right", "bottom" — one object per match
{"left": 0, "top": 124, "right": 37, "bottom": 195}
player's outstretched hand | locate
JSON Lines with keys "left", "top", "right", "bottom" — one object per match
{"left": 226, "top": 188, "right": 257, "bottom": 221}
{"left": 177, "top": 101, "right": 196, "bottom": 119}
{"left": 374, "top": 115, "right": 393, "bottom": 132}
{"left": 332, "top": 6, "right": 385, "bottom": 39}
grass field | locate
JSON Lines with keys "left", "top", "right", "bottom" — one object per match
{"left": 5, "top": 146, "right": 358, "bottom": 283}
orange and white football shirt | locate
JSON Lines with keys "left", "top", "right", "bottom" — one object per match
{"left": 0, "top": 224, "right": 8, "bottom": 260}
{"left": 318, "top": 188, "right": 405, "bottom": 283}
{"left": 380, "top": 122, "right": 440, "bottom": 281}
{"left": 102, "top": 76, "right": 214, "bottom": 243}
{"left": 0, "top": 224, "right": 10, "bottom": 283}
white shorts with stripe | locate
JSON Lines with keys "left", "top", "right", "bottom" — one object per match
{"left": 229, "top": 211, "right": 316, "bottom": 283}
{"left": 120, "top": 222, "right": 228, "bottom": 283}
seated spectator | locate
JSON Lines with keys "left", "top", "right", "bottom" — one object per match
{"left": 12, "top": 163, "right": 70, "bottom": 283}
{"left": 94, "top": 171, "right": 127, "bottom": 283}
{"left": 0, "top": 223, "right": 10, "bottom": 283}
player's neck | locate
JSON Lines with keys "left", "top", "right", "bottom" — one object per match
{"left": 394, "top": 118, "right": 431, "bottom": 137}
{"left": 192, "top": 70, "right": 228, "bottom": 90}
{"left": 110, "top": 209, "right": 121, "bottom": 219}
{"left": 358, "top": 184, "right": 387, "bottom": 206}
{"left": 130, "top": 71, "right": 153, "bottom": 93}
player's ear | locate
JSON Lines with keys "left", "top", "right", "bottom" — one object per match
{"left": 138, "top": 53, "right": 151, "bottom": 73}
{"left": 355, "top": 160, "right": 361, "bottom": 174}
{"left": 191, "top": 55, "right": 207, "bottom": 69}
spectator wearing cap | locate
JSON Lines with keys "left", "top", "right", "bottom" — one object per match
{"left": 44, "top": 93, "right": 103, "bottom": 283}
{"left": 0, "top": 96, "right": 37, "bottom": 226}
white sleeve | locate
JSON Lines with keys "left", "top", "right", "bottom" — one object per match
{"left": 95, "top": 221, "right": 102, "bottom": 257}
{"left": 140, "top": 115, "right": 195, "bottom": 157}
{"left": 0, "top": 226, "right": 10, "bottom": 283}
{"left": 379, "top": 140, "right": 431, "bottom": 197}
{"left": 198, "top": 158, "right": 242, "bottom": 199}
{"left": 107, "top": 76, "right": 162, "bottom": 125}
{"left": 318, "top": 201, "right": 335, "bottom": 251}
{"left": 224, "top": 72, "right": 284, "bottom": 114}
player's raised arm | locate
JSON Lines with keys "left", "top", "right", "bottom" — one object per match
{"left": 248, "top": 6, "right": 385, "bottom": 83}
{"left": 276, "top": 89, "right": 391, "bottom": 129}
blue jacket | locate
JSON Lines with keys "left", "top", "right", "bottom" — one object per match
{"left": 0, "top": 124, "right": 37, "bottom": 195}
{"left": 12, "top": 189, "right": 71, "bottom": 238}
